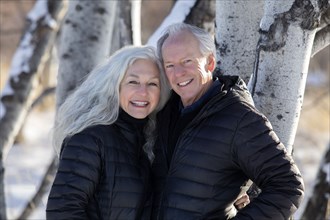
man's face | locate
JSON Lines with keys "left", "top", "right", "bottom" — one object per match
{"left": 161, "top": 30, "right": 214, "bottom": 107}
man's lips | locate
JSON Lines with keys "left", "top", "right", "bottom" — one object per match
{"left": 177, "top": 79, "right": 193, "bottom": 87}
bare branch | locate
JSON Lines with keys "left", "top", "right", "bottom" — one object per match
{"left": 30, "top": 87, "right": 55, "bottom": 110}
{"left": 16, "top": 156, "right": 58, "bottom": 220}
{"left": 0, "top": 0, "right": 65, "bottom": 158}
{"left": 311, "top": 25, "right": 330, "bottom": 57}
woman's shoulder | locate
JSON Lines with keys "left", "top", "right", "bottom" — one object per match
{"left": 66, "top": 124, "right": 115, "bottom": 144}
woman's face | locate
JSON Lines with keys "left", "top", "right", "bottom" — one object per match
{"left": 120, "top": 59, "right": 161, "bottom": 119}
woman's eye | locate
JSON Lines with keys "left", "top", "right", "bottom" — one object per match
{"left": 128, "top": 80, "right": 139, "bottom": 85}
{"left": 165, "top": 64, "right": 174, "bottom": 69}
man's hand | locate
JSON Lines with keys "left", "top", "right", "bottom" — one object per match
{"left": 234, "top": 194, "right": 250, "bottom": 210}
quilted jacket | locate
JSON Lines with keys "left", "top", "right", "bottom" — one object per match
{"left": 47, "top": 111, "right": 152, "bottom": 220}
{"left": 151, "top": 75, "right": 304, "bottom": 220}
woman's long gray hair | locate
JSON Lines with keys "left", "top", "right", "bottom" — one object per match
{"left": 53, "top": 45, "right": 170, "bottom": 162}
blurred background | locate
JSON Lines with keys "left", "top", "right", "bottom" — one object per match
{"left": 1, "top": 0, "right": 329, "bottom": 219}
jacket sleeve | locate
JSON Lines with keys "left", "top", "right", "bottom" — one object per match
{"left": 46, "top": 133, "right": 102, "bottom": 220}
{"left": 232, "top": 110, "right": 304, "bottom": 220}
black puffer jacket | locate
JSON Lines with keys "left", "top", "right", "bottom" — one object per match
{"left": 47, "top": 111, "right": 152, "bottom": 220}
{"left": 152, "top": 75, "right": 304, "bottom": 220}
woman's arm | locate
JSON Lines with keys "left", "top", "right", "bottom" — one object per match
{"left": 46, "top": 133, "right": 102, "bottom": 220}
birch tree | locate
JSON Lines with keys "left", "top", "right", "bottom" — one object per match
{"left": 109, "top": 0, "right": 133, "bottom": 54}
{"left": 216, "top": 0, "right": 330, "bottom": 155}
{"left": 0, "top": 1, "right": 65, "bottom": 218}
{"left": 55, "top": 0, "right": 116, "bottom": 108}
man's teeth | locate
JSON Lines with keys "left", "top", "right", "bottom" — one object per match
{"left": 178, "top": 79, "right": 192, "bottom": 87}
{"left": 132, "top": 101, "right": 148, "bottom": 106}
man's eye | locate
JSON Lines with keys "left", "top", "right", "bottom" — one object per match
{"left": 149, "top": 82, "right": 159, "bottom": 87}
{"left": 183, "top": 59, "right": 192, "bottom": 64}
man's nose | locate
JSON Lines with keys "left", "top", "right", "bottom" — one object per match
{"left": 173, "top": 65, "right": 185, "bottom": 76}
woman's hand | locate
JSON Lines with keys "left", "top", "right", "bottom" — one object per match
{"left": 234, "top": 193, "right": 250, "bottom": 210}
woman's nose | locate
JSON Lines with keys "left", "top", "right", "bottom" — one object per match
{"left": 137, "top": 85, "right": 147, "bottom": 95}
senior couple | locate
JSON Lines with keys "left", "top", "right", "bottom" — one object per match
{"left": 46, "top": 23, "right": 304, "bottom": 219}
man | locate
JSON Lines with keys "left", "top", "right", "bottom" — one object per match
{"left": 152, "top": 23, "right": 304, "bottom": 219}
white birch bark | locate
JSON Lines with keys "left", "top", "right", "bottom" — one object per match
{"left": 131, "top": 0, "right": 142, "bottom": 46}
{"left": 147, "top": 0, "right": 196, "bottom": 47}
{"left": 185, "top": 0, "right": 215, "bottom": 34}
{"left": 216, "top": 0, "right": 329, "bottom": 155}
{"left": 110, "top": 0, "right": 133, "bottom": 54}
{"left": 55, "top": 0, "right": 115, "bottom": 108}
{"left": 249, "top": 0, "right": 327, "bottom": 155}
{"left": 215, "top": 1, "right": 264, "bottom": 83}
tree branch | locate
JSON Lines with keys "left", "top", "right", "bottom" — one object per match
{"left": 30, "top": 87, "right": 55, "bottom": 110}
{"left": 16, "top": 156, "right": 58, "bottom": 220}
{"left": 311, "top": 25, "right": 330, "bottom": 57}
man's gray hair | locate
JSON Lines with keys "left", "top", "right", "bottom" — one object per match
{"left": 157, "top": 23, "right": 216, "bottom": 63}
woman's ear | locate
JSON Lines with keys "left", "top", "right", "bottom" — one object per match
{"left": 207, "top": 54, "right": 216, "bottom": 72}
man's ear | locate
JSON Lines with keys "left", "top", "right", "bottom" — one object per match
{"left": 207, "top": 54, "right": 216, "bottom": 72}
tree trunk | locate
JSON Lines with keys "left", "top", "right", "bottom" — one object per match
{"left": 249, "top": 0, "right": 328, "bottom": 155}
{"left": 109, "top": 0, "right": 133, "bottom": 55}
{"left": 0, "top": 1, "right": 64, "bottom": 218}
{"left": 55, "top": 0, "right": 116, "bottom": 108}
{"left": 301, "top": 144, "right": 330, "bottom": 220}
{"left": 216, "top": 0, "right": 329, "bottom": 155}
{"left": 131, "top": 0, "right": 142, "bottom": 46}
{"left": 215, "top": 1, "right": 264, "bottom": 83}
{"left": 185, "top": 0, "right": 215, "bottom": 34}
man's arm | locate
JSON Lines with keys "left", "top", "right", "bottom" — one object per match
{"left": 232, "top": 110, "right": 304, "bottom": 219}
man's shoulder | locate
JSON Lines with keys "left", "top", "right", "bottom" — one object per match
{"left": 218, "top": 75, "right": 255, "bottom": 107}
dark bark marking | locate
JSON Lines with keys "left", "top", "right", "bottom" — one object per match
{"left": 276, "top": 114, "right": 283, "bottom": 120}
{"left": 75, "top": 4, "right": 83, "bottom": 12}
{"left": 89, "top": 35, "right": 98, "bottom": 42}
{"left": 219, "top": 43, "right": 228, "bottom": 56}
{"left": 94, "top": 7, "right": 107, "bottom": 15}
{"left": 258, "top": 0, "right": 328, "bottom": 53}
{"left": 256, "top": 91, "right": 265, "bottom": 96}
{"left": 62, "top": 53, "right": 70, "bottom": 59}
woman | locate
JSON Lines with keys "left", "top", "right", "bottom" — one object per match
{"left": 46, "top": 45, "right": 170, "bottom": 219}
